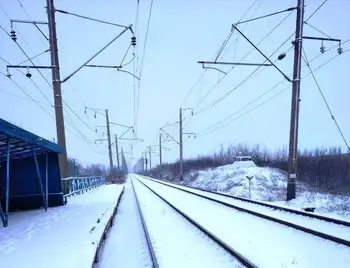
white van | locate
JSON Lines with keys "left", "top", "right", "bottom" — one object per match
{"left": 234, "top": 156, "right": 252, "bottom": 162}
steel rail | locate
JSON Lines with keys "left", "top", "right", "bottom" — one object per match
{"left": 140, "top": 176, "right": 350, "bottom": 247}
{"left": 135, "top": 176, "right": 258, "bottom": 268}
{"left": 146, "top": 176, "right": 350, "bottom": 227}
{"left": 131, "top": 177, "right": 159, "bottom": 268}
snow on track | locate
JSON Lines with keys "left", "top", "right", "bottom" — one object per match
{"left": 149, "top": 177, "right": 350, "bottom": 242}
{"left": 0, "top": 184, "right": 123, "bottom": 268}
{"left": 96, "top": 179, "right": 153, "bottom": 268}
{"left": 133, "top": 177, "right": 243, "bottom": 268}
{"left": 137, "top": 175, "right": 350, "bottom": 268}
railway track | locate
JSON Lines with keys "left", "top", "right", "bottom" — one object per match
{"left": 145, "top": 176, "right": 350, "bottom": 227}
{"left": 130, "top": 178, "right": 159, "bottom": 268}
{"left": 139, "top": 175, "right": 350, "bottom": 247}
{"left": 131, "top": 175, "right": 257, "bottom": 268}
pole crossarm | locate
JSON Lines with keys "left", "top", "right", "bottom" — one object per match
{"left": 84, "top": 64, "right": 140, "bottom": 80}
{"left": 85, "top": 64, "right": 123, "bottom": 69}
{"left": 302, "top": 36, "right": 341, "bottom": 42}
{"left": 232, "top": 25, "right": 292, "bottom": 82}
{"left": 7, "top": 65, "right": 54, "bottom": 69}
{"left": 54, "top": 9, "right": 131, "bottom": 31}
{"left": 10, "top": 19, "right": 48, "bottom": 25}
{"left": 61, "top": 26, "right": 131, "bottom": 83}
{"left": 16, "top": 49, "right": 50, "bottom": 65}
{"left": 161, "top": 121, "right": 179, "bottom": 128}
{"left": 95, "top": 139, "right": 108, "bottom": 141}
{"left": 198, "top": 61, "right": 273, "bottom": 67}
{"left": 119, "top": 138, "right": 143, "bottom": 141}
{"left": 160, "top": 128, "right": 179, "bottom": 145}
{"left": 202, "top": 66, "right": 227, "bottom": 75}
{"left": 232, "top": 7, "right": 297, "bottom": 26}
{"left": 109, "top": 122, "right": 133, "bottom": 129}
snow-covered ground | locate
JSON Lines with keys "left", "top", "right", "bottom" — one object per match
{"left": 179, "top": 161, "right": 350, "bottom": 219}
{"left": 96, "top": 179, "right": 152, "bottom": 268}
{"left": 0, "top": 184, "right": 123, "bottom": 268}
{"left": 149, "top": 177, "right": 350, "bottom": 242}
{"left": 182, "top": 160, "right": 287, "bottom": 201}
{"left": 137, "top": 175, "right": 350, "bottom": 268}
{"left": 133, "top": 176, "right": 242, "bottom": 268}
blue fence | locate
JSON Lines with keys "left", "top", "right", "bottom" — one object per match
{"left": 62, "top": 176, "right": 106, "bottom": 200}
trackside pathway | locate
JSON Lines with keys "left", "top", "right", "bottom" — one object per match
{"left": 0, "top": 184, "right": 123, "bottom": 268}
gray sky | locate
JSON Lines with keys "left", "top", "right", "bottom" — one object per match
{"left": 1, "top": 0, "right": 349, "bottom": 168}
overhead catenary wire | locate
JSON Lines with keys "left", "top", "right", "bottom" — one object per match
{"left": 161, "top": 0, "right": 264, "bottom": 128}
{"left": 0, "top": 73, "right": 105, "bottom": 153}
{"left": 194, "top": 31, "right": 295, "bottom": 115}
{"left": 301, "top": 47, "right": 350, "bottom": 151}
{"left": 1, "top": 22, "right": 106, "bottom": 152}
{"left": 304, "top": 22, "right": 332, "bottom": 39}
{"left": 197, "top": 43, "right": 350, "bottom": 136}
{"left": 214, "top": 0, "right": 263, "bottom": 62}
{"left": 193, "top": 10, "right": 295, "bottom": 112}
{"left": 0, "top": 4, "right": 44, "bottom": 61}
{"left": 220, "top": 0, "right": 265, "bottom": 62}
{"left": 196, "top": 45, "right": 350, "bottom": 138}
{"left": 305, "top": 0, "right": 328, "bottom": 22}
{"left": 15, "top": 0, "right": 48, "bottom": 43}
{"left": 133, "top": 0, "right": 140, "bottom": 130}
{"left": 191, "top": 0, "right": 332, "bottom": 115}
{"left": 0, "top": 54, "right": 53, "bottom": 106}
{"left": 135, "top": 0, "right": 154, "bottom": 133}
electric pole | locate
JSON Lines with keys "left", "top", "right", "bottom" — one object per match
{"left": 105, "top": 109, "right": 113, "bottom": 171}
{"left": 179, "top": 108, "right": 183, "bottom": 179}
{"left": 149, "top": 146, "right": 152, "bottom": 171}
{"left": 287, "top": 0, "right": 305, "bottom": 201}
{"left": 115, "top": 134, "right": 120, "bottom": 172}
{"left": 47, "top": 0, "right": 68, "bottom": 178}
{"left": 159, "top": 134, "right": 162, "bottom": 166}
{"left": 144, "top": 151, "right": 148, "bottom": 171}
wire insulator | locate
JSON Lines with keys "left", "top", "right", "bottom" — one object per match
{"left": 337, "top": 43, "right": 343, "bottom": 55}
{"left": 10, "top": 29, "right": 17, "bottom": 41}
{"left": 320, "top": 41, "right": 325, "bottom": 53}
{"left": 131, "top": 36, "right": 136, "bottom": 46}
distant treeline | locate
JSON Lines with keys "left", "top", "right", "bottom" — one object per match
{"left": 67, "top": 158, "right": 128, "bottom": 183}
{"left": 147, "top": 143, "right": 350, "bottom": 194}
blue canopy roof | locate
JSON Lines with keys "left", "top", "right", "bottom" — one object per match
{"left": 0, "top": 118, "right": 62, "bottom": 161}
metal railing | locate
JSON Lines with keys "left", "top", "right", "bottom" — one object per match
{"left": 62, "top": 176, "right": 106, "bottom": 200}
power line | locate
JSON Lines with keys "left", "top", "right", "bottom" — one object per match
{"left": 15, "top": 0, "right": 47, "bottom": 44}
{"left": 1, "top": 73, "right": 104, "bottom": 153}
{"left": 305, "top": 0, "right": 328, "bottom": 22}
{"left": 193, "top": 10, "right": 295, "bottom": 112}
{"left": 302, "top": 47, "right": 349, "bottom": 150}
{"left": 135, "top": 0, "right": 154, "bottom": 132}
{"left": 162, "top": 0, "right": 264, "bottom": 129}
{"left": 6, "top": 76, "right": 55, "bottom": 119}
{"left": 194, "top": 31, "right": 295, "bottom": 115}
{"left": 214, "top": 0, "right": 263, "bottom": 61}
{"left": 63, "top": 107, "right": 107, "bottom": 154}
{"left": 133, "top": 0, "right": 140, "bottom": 130}
{"left": 304, "top": 21, "right": 332, "bottom": 39}
{"left": 219, "top": 0, "right": 265, "bottom": 62}
{"left": 198, "top": 44, "right": 350, "bottom": 135}
{"left": 191, "top": 0, "right": 332, "bottom": 113}
{"left": 196, "top": 45, "right": 350, "bottom": 138}
{"left": 1, "top": 27, "right": 105, "bottom": 151}
{"left": 2, "top": 23, "right": 104, "bottom": 138}
{"left": 198, "top": 88, "right": 288, "bottom": 138}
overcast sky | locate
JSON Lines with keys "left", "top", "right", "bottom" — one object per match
{"left": 1, "top": 0, "right": 349, "bottom": 168}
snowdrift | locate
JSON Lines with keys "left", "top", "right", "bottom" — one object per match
{"left": 180, "top": 161, "right": 350, "bottom": 219}
{"left": 183, "top": 161, "right": 288, "bottom": 201}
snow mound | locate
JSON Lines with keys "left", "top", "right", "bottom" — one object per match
{"left": 184, "top": 162, "right": 287, "bottom": 201}
{"left": 217, "top": 160, "right": 256, "bottom": 170}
